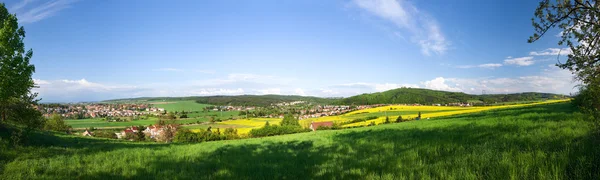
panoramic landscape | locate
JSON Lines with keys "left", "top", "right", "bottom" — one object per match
{"left": 1, "top": 0, "right": 599, "bottom": 179}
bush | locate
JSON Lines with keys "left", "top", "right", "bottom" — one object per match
{"left": 174, "top": 128, "right": 238, "bottom": 143}
{"left": 280, "top": 114, "right": 300, "bottom": 127}
{"left": 573, "top": 84, "right": 600, "bottom": 120}
{"left": 396, "top": 115, "right": 403, "bottom": 123}
{"left": 94, "top": 130, "right": 117, "bottom": 139}
{"left": 249, "top": 125, "right": 310, "bottom": 137}
{"left": 342, "top": 116, "right": 378, "bottom": 125}
{"left": 44, "top": 114, "right": 71, "bottom": 132}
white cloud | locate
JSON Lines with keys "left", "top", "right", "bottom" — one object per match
{"left": 10, "top": 0, "right": 77, "bottom": 23}
{"left": 294, "top": 88, "right": 306, "bottom": 96}
{"left": 442, "top": 65, "right": 577, "bottom": 95}
{"left": 504, "top": 56, "right": 535, "bottom": 66}
{"left": 479, "top": 63, "right": 503, "bottom": 68}
{"left": 457, "top": 63, "right": 503, "bottom": 69}
{"left": 353, "top": 0, "right": 449, "bottom": 55}
{"left": 258, "top": 88, "right": 281, "bottom": 95}
{"left": 33, "top": 79, "right": 144, "bottom": 102}
{"left": 421, "top": 77, "right": 462, "bottom": 92}
{"left": 529, "top": 48, "right": 572, "bottom": 56}
{"left": 33, "top": 79, "right": 50, "bottom": 85}
{"left": 189, "top": 88, "right": 244, "bottom": 95}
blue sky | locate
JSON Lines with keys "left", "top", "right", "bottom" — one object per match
{"left": 4, "top": 0, "right": 578, "bottom": 102}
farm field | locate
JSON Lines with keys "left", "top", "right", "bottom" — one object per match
{"left": 301, "top": 99, "right": 570, "bottom": 127}
{"left": 150, "top": 100, "right": 212, "bottom": 112}
{"left": 1, "top": 102, "right": 598, "bottom": 179}
{"left": 66, "top": 117, "right": 207, "bottom": 129}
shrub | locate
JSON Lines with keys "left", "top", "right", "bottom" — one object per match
{"left": 44, "top": 114, "right": 71, "bottom": 132}
{"left": 396, "top": 115, "right": 403, "bottom": 123}
{"left": 249, "top": 125, "right": 309, "bottom": 137}
{"left": 94, "top": 130, "right": 117, "bottom": 139}
{"left": 280, "top": 114, "right": 300, "bottom": 127}
{"left": 342, "top": 116, "right": 378, "bottom": 125}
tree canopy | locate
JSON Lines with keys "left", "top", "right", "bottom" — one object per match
{"left": 529, "top": 0, "right": 599, "bottom": 116}
{"left": 0, "top": 3, "right": 41, "bottom": 128}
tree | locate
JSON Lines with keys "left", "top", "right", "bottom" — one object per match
{"left": 165, "top": 112, "right": 176, "bottom": 120}
{"left": 0, "top": 4, "right": 41, "bottom": 128}
{"left": 396, "top": 115, "right": 403, "bottom": 123}
{"left": 135, "top": 126, "right": 145, "bottom": 141}
{"left": 529, "top": 0, "right": 600, "bottom": 117}
{"left": 280, "top": 114, "right": 300, "bottom": 127}
{"left": 44, "top": 114, "right": 70, "bottom": 132}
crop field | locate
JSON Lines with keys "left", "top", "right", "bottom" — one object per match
{"left": 183, "top": 100, "right": 571, "bottom": 135}
{"left": 1, "top": 102, "right": 598, "bottom": 179}
{"left": 150, "top": 100, "right": 212, "bottom": 112}
{"left": 301, "top": 99, "right": 570, "bottom": 127}
{"left": 213, "top": 118, "right": 281, "bottom": 135}
{"left": 66, "top": 117, "right": 207, "bottom": 129}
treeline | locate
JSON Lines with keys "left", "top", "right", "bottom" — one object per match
{"left": 104, "top": 88, "right": 568, "bottom": 107}
{"left": 337, "top": 88, "right": 567, "bottom": 105}
{"left": 193, "top": 95, "right": 336, "bottom": 106}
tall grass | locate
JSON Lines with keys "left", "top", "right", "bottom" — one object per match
{"left": 1, "top": 103, "right": 598, "bottom": 179}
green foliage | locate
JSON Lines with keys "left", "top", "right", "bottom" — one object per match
{"left": 0, "top": 103, "right": 599, "bottom": 179}
{"left": 93, "top": 130, "right": 117, "bottom": 139}
{"left": 572, "top": 84, "right": 600, "bottom": 119}
{"left": 194, "top": 95, "right": 336, "bottom": 106}
{"left": 280, "top": 114, "right": 300, "bottom": 127}
{"left": 44, "top": 114, "right": 70, "bottom": 132}
{"left": 396, "top": 115, "right": 403, "bottom": 123}
{"left": 0, "top": 4, "right": 41, "bottom": 128}
{"left": 249, "top": 125, "right": 310, "bottom": 137}
{"left": 338, "top": 88, "right": 566, "bottom": 105}
{"left": 384, "top": 116, "right": 390, "bottom": 124}
{"left": 174, "top": 128, "right": 237, "bottom": 143}
{"left": 528, "top": 0, "right": 599, "bottom": 119}
{"left": 164, "top": 112, "right": 176, "bottom": 120}
{"left": 341, "top": 116, "right": 378, "bottom": 125}
{"left": 135, "top": 126, "right": 145, "bottom": 141}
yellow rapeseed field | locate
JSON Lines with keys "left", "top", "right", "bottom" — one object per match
{"left": 340, "top": 99, "right": 570, "bottom": 127}
{"left": 191, "top": 99, "right": 569, "bottom": 134}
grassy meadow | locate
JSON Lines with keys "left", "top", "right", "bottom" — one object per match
{"left": 65, "top": 101, "right": 242, "bottom": 129}
{"left": 150, "top": 100, "right": 212, "bottom": 112}
{"left": 1, "top": 102, "right": 598, "bottom": 179}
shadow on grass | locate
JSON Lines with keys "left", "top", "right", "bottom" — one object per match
{"left": 3, "top": 102, "right": 599, "bottom": 179}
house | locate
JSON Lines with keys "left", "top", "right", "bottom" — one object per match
{"left": 82, "top": 130, "right": 93, "bottom": 136}
{"left": 143, "top": 125, "right": 163, "bottom": 139}
{"left": 115, "top": 126, "right": 138, "bottom": 139}
{"left": 143, "top": 124, "right": 179, "bottom": 139}
{"left": 310, "top": 121, "right": 334, "bottom": 131}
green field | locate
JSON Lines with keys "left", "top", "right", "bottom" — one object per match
{"left": 151, "top": 100, "right": 212, "bottom": 112}
{"left": 65, "top": 117, "right": 209, "bottom": 129}
{"left": 1, "top": 102, "right": 599, "bottom": 179}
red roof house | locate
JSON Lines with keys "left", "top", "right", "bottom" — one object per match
{"left": 310, "top": 121, "right": 334, "bottom": 131}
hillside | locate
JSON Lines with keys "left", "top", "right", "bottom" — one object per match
{"left": 103, "top": 95, "right": 338, "bottom": 106}
{"left": 338, "top": 88, "right": 568, "bottom": 105}
{"left": 1, "top": 102, "right": 598, "bottom": 179}
{"left": 102, "top": 88, "right": 568, "bottom": 106}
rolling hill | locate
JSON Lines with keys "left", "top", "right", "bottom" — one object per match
{"left": 337, "top": 88, "right": 568, "bottom": 105}
{"left": 102, "top": 88, "right": 568, "bottom": 106}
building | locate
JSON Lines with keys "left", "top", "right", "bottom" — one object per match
{"left": 309, "top": 121, "right": 334, "bottom": 131}
{"left": 82, "top": 130, "right": 93, "bottom": 136}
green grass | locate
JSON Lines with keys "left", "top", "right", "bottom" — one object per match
{"left": 1, "top": 102, "right": 599, "bottom": 179}
{"left": 66, "top": 117, "right": 209, "bottom": 129}
{"left": 65, "top": 109, "right": 241, "bottom": 129}
{"left": 151, "top": 100, "right": 212, "bottom": 112}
